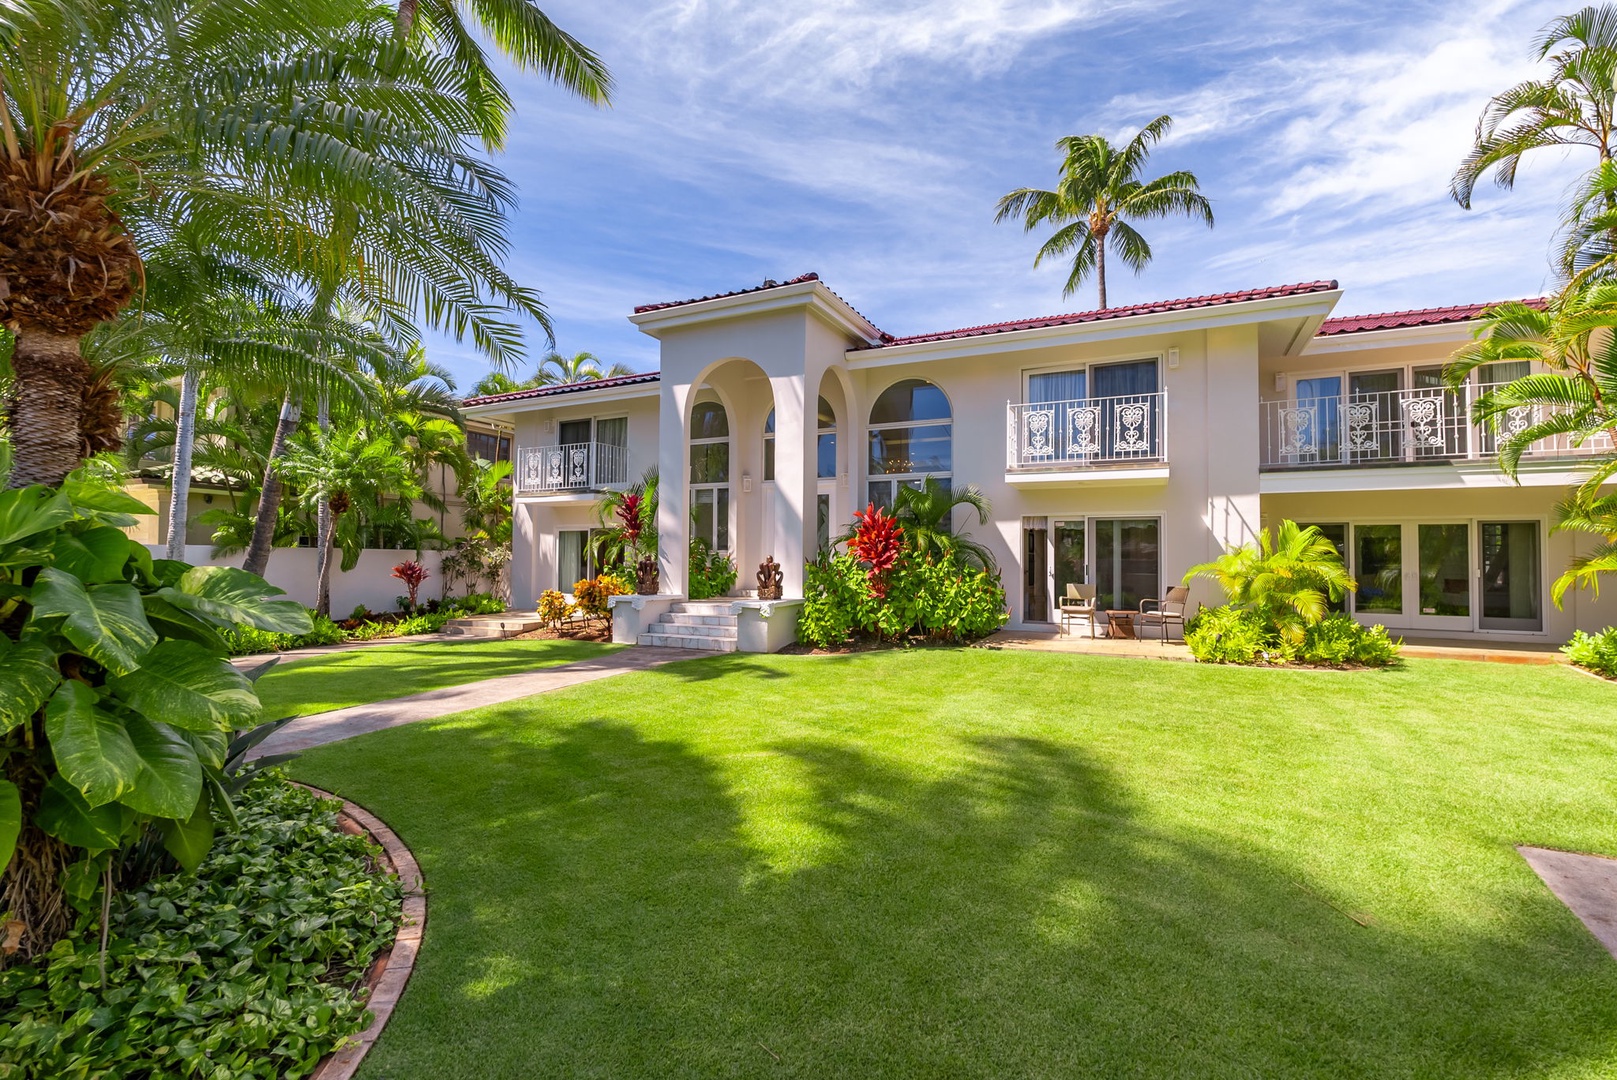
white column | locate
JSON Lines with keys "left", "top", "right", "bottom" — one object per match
{"left": 511, "top": 502, "right": 539, "bottom": 609}
{"left": 658, "top": 382, "right": 691, "bottom": 596}
{"left": 769, "top": 373, "right": 811, "bottom": 598}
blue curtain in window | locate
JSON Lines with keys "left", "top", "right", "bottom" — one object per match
{"left": 1091, "top": 360, "right": 1158, "bottom": 398}
{"left": 1028, "top": 369, "right": 1086, "bottom": 404}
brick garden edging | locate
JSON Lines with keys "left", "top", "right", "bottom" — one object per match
{"left": 303, "top": 787, "right": 427, "bottom": 1080}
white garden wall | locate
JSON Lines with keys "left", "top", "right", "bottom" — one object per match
{"left": 154, "top": 545, "right": 445, "bottom": 616}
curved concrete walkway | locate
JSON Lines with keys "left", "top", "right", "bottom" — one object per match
{"left": 251, "top": 647, "right": 712, "bottom": 758}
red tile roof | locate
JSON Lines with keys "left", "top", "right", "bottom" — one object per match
{"left": 633, "top": 273, "right": 825, "bottom": 314}
{"left": 858, "top": 280, "right": 1340, "bottom": 349}
{"left": 1316, "top": 298, "right": 1546, "bottom": 336}
{"left": 462, "top": 371, "right": 660, "bottom": 408}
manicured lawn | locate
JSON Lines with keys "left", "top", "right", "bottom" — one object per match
{"left": 290, "top": 651, "right": 1617, "bottom": 1079}
{"left": 255, "top": 638, "right": 621, "bottom": 717}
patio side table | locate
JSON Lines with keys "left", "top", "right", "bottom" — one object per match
{"left": 1104, "top": 610, "right": 1136, "bottom": 639}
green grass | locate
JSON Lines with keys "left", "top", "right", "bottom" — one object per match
{"left": 289, "top": 651, "right": 1617, "bottom": 1079}
{"left": 255, "top": 638, "right": 621, "bottom": 717}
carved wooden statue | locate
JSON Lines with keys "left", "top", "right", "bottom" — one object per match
{"left": 756, "top": 556, "right": 784, "bottom": 600}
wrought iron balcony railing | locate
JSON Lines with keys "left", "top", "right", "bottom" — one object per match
{"left": 515, "top": 442, "right": 629, "bottom": 494}
{"left": 1006, "top": 391, "right": 1167, "bottom": 471}
{"left": 1259, "top": 383, "right": 1611, "bottom": 470}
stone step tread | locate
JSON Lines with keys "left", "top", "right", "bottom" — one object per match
{"left": 667, "top": 602, "right": 736, "bottom": 614}
{"left": 638, "top": 632, "right": 737, "bottom": 652}
{"left": 660, "top": 613, "right": 740, "bottom": 627}
{"left": 653, "top": 621, "right": 736, "bottom": 638}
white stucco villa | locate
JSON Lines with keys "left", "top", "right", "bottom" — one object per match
{"left": 462, "top": 273, "right": 1617, "bottom": 652}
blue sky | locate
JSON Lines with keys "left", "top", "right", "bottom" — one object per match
{"left": 434, "top": 0, "right": 1587, "bottom": 391}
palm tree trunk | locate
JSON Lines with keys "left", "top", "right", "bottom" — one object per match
{"left": 6, "top": 328, "right": 88, "bottom": 488}
{"left": 242, "top": 391, "right": 301, "bottom": 577}
{"left": 1096, "top": 244, "right": 1107, "bottom": 310}
{"left": 395, "top": 0, "right": 419, "bottom": 36}
{"left": 165, "top": 366, "right": 201, "bottom": 561}
{"left": 315, "top": 392, "right": 331, "bottom": 616}
{"left": 316, "top": 513, "right": 337, "bottom": 618}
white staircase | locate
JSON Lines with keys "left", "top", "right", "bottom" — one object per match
{"left": 638, "top": 602, "right": 738, "bottom": 652}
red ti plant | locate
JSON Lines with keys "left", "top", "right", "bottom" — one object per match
{"left": 615, "top": 492, "right": 644, "bottom": 552}
{"left": 848, "top": 503, "right": 904, "bottom": 598}
{"left": 392, "top": 559, "right": 431, "bottom": 611}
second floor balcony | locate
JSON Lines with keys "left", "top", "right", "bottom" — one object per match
{"left": 1259, "top": 383, "right": 1611, "bottom": 472}
{"left": 1006, "top": 391, "right": 1168, "bottom": 478}
{"left": 515, "top": 441, "right": 629, "bottom": 496}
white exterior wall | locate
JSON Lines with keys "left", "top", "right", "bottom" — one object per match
{"left": 157, "top": 545, "right": 444, "bottom": 615}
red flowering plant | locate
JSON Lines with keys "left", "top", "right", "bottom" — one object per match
{"left": 848, "top": 503, "right": 904, "bottom": 598}
{"left": 391, "top": 559, "right": 431, "bottom": 611}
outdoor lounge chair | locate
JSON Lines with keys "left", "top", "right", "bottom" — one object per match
{"left": 1138, "top": 585, "right": 1190, "bottom": 643}
{"left": 1059, "top": 583, "right": 1098, "bottom": 638}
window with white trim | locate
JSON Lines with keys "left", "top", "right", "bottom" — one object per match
{"left": 690, "top": 400, "right": 730, "bottom": 550}
{"left": 867, "top": 379, "right": 950, "bottom": 510}
{"left": 763, "top": 397, "right": 837, "bottom": 483}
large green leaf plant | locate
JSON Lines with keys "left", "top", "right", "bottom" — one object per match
{"left": 0, "top": 471, "right": 310, "bottom": 955}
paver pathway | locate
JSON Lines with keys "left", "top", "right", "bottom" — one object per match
{"left": 251, "top": 646, "right": 712, "bottom": 757}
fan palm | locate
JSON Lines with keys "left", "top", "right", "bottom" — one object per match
{"left": 1452, "top": 5, "right": 1617, "bottom": 209}
{"left": 890, "top": 477, "right": 996, "bottom": 571}
{"left": 994, "top": 115, "right": 1213, "bottom": 308}
{"left": 1184, "top": 521, "right": 1356, "bottom": 645}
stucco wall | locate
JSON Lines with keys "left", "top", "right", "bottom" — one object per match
{"left": 155, "top": 545, "right": 445, "bottom": 615}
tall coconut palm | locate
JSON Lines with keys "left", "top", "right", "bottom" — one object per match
{"left": 1452, "top": 5, "right": 1617, "bottom": 209}
{"left": 994, "top": 115, "right": 1213, "bottom": 308}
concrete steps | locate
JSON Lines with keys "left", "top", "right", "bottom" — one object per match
{"left": 441, "top": 615, "right": 543, "bottom": 640}
{"left": 638, "top": 601, "right": 739, "bottom": 652}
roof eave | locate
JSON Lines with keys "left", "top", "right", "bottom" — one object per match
{"left": 848, "top": 288, "right": 1344, "bottom": 367}
{"left": 1303, "top": 320, "right": 1482, "bottom": 355}
{"left": 628, "top": 280, "right": 883, "bottom": 344}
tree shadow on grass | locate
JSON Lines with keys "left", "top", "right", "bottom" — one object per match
{"left": 341, "top": 721, "right": 1617, "bottom": 1080}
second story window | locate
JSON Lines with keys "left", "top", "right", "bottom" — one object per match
{"left": 868, "top": 379, "right": 950, "bottom": 510}
{"left": 467, "top": 429, "right": 511, "bottom": 463}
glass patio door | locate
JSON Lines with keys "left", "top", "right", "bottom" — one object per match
{"left": 1479, "top": 522, "right": 1542, "bottom": 631}
{"left": 1094, "top": 518, "right": 1159, "bottom": 612}
{"left": 1350, "top": 523, "right": 1474, "bottom": 631}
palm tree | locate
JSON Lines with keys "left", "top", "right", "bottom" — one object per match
{"left": 1451, "top": 5, "right": 1617, "bottom": 210}
{"left": 890, "top": 477, "right": 996, "bottom": 570}
{"left": 1184, "top": 521, "right": 1357, "bottom": 645}
{"left": 538, "top": 350, "right": 636, "bottom": 385}
{"left": 280, "top": 425, "right": 418, "bottom": 616}
{"left": 1447, "top": 282, "right": 1617, "bottom": 477}
{"left": 392, "top": 0, "right": 612, "bottom": 147}
{"left": 595, "top": 467, "right": 659, "bottom": 564}
{"left": 1550, "top": 487, "right": 1617, "bottom": 603}
{"left": 0, "top": 0, "right": 577, "bottom": 489}
{"left": 994, "top": 115, "right": 1213, "bottom": 308}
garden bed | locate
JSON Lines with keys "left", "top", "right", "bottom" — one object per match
{"left": 0, "top": 779, "right": 414, "bottom": 1080}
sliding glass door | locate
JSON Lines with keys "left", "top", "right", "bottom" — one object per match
{"left": 1094, "top": 518, "right": 1159, "bottom": 612}
{"left": 1479, "top": 522, "right": 1542, "bottom": 631}
{"left": 1344, "top": 521, "right": 1541, "bottom": 633}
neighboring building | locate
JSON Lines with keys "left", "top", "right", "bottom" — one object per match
{"left": 462, "top": 274, "right": 1617, "bottom": 650}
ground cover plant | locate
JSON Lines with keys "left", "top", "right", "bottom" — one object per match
{"left": 253, "top": 638, "right": 622, "bottom": 718}
{"left": 289, "top": 649, "right": 1617, "bottom": 1079}
{"left": 224, "top": 593, "right": 508, "bottom": 655}
{"left": 0, "top": 778, "right": 403, "bottom": 1079}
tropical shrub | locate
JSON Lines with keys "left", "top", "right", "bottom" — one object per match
{"left": 1184, "top": 520, "right": 1356, "bottom": 645}
{"left": 1564, "top": 627, "right": 1617, "bottom": 678}
{"left": 890, "top": 479, "right": 996, "bottom": 570}
{"left": 600, "top": 567, "right": 636, "bottom": 595}
{"left": 689, "top": 539, "right": 738, "bottom": 600}
{"left": 537, "top": 590, "right": 575, "bottom": 629}
{"left": 224, "top": 613, "right": 345, "bottom": 657}
{"left": 391, "top": 560, "right": 430, "bottom": 611}
{"left": 845, "top": 504, "right": 904, "bottom": 598}
{"left": 572, "top": 575, "right": 627, "bottom": 624}
{"left": 0, "top": 476, "right": 312, "bottom": 953}
{"left": 800, "top": 551, "right": 1008, "bottom": 649}
{"left": 1186, "top": 607, "right": 1399, "bottom": 667}
{"left": 0, "top": 777, "right": 403, "bottom": 1079}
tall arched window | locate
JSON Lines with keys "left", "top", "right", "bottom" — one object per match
{"left": 763, "top": 397, "right": 837, "bottom": 483}
{"left": 868, "top": 380, "right": 949, "bottom": 509}
{"left": 690, "top": 399, "right": 730, "bottom": 550}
